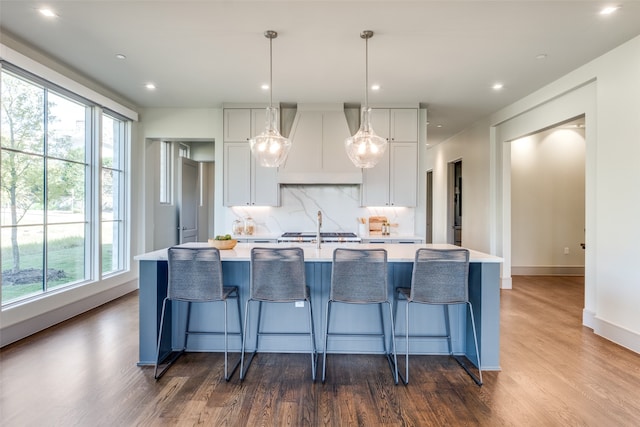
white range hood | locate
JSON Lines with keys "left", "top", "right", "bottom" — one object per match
{"left": 278, "top": 103, "right": 362, "bottom": 184}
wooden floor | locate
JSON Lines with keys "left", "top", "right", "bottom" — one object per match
{"left": 2, "top": 276, "right": 640, "bottom": 426}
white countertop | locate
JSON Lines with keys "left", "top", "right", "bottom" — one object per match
{"left": 134, "top": 242, "right": 503, "bottom": 263}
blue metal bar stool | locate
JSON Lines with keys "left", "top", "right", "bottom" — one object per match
{"left": 240, "top": 247, "right": 317, "bottom": 381}
{"left": 154, "top": 246, "right": 243, "bottom": 381}
{"left": 322, "top": 248, "right": 398, "bottom": 384}
{"left": 394, "top": 248, "right": 482, "bottom": 385}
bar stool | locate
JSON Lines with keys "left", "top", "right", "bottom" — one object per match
{"left": 322, "top": 248, "right": 398, "bottom": 384}
{"left": 394, "top": 248, "right": 482, "bottom": 385}
{"left": 240, "top": 247, "right": 317, "bottom": 381}
{"left": 154, "top": 246, "right": 243, "bottom": 381}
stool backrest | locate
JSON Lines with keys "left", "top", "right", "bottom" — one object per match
{"left": 250, "top": 247, "right": 307, "bottom": 301}
{"left": 330, "top": 248, "right": 388, "bottom": 303}
{"left": 167, "top": 247, "right": 224, "bottom": 301}
{"left": 410, "top": 248, "right": 470, "bottom": 304}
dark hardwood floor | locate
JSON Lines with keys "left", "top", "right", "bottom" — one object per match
{"left": 2, "top": 276, "right": 640, "bottom": 426}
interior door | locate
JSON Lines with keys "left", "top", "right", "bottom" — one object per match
{"left": 179, "top": 157, "right": 199, "bottom": 243}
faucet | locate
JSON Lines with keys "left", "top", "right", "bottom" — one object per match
{"left": 316, "top": 210, "right": 322, "bottom": 249}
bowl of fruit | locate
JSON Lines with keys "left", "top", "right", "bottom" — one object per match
{"left": 208, "top": 234, "right": 237, "bottom": 250}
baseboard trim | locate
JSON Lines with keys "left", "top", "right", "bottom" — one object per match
{"left": 512, "top": 266, "right": 585, "bottom": 276}
{"left": 501, "top": 276, "right": 513, "bottom": 289}
{"left": 582, "top": 308, "right": 596, "bottom": 329}
{"left": 592, "top": 316, "right": 640, "bottom": 354}
{"left": 0, "top": 280, "right": 138, "bottom": 347}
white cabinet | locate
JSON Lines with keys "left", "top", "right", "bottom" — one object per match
{"left": 370, "top": 108, "right": 418, "bottom": 142}
{"left": 362, "top": 108, "right": 418, "bottom": 207}
{"left": 223, "top": 108, "right": 279, "bottom": 206}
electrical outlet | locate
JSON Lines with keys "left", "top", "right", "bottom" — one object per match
{"left": 295, "top": 301, "right": 305, "bottom": 308}
{"left": 564, "top": 247, "right": 570, "bottom": 255}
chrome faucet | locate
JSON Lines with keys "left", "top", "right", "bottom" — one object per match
{"left": 316, "top": 210, "right": 322, "bottom": 249}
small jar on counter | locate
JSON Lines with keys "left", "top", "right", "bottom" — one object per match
{"left": 232, "top": 220, "right": 243, "bottom": 235}
{"left": 382, "top": 222, "right": 390, "bottom": 236}
{"left": 244, "top": 217, "right": 255, "bottom": 235}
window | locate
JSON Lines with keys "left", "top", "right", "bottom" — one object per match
{"left": 101, "top": 114, "right": 126, "bottom": 275}
{"left": 178, "top": 143, "right": 190, "bottom": 158}
{"left": 0, "top": 66, "right": 130, "bottom": 305}
{"left": 159, "top": 141, "right": 172, "bottom": 204}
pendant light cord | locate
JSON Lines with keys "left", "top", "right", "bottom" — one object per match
{"left": 364, "top": 34, "right": 369, "bottom": 109}
{"left": 269, "top": 35, "right": 273, "bottom": 108}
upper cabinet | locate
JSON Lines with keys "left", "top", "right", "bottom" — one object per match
{"left": 362, "top": 108, "right": 418, "bottom": 207}
{"left": 223, "top": 108, "right": 279, "bottom": 206}
{"left": 224, "top": 108, "right": 252, "bottom": 142}
{"left": 370, "top": 108, "right": 418, "bottom": 142}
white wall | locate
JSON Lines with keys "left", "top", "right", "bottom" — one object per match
{"left": 430, "top": 35, "right": 640, "bottom": 353}
{"left": 511, "top": 126, "right": 585, "bottom": 274}
{"left": 424, "top": 118, "right": 492, "bottom": 254}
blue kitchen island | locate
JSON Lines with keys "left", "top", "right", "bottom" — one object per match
{"left": 135, "top": 242, "right": 503, "bottom": 371}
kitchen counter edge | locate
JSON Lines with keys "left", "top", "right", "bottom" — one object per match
{"left": 134, "top": 242, "right": 503, "bottom": 263}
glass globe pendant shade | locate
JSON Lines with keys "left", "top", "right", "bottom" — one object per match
{"left": 249, "top": 106, "right": 291, "bottom": 167}
{"left": 344, "top": 107, "right": 387, "bottom": 168}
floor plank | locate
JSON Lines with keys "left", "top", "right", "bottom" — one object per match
{"left": 2, "top": 276, "right": 640, "bottom": 426}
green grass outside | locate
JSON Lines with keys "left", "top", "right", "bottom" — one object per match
{"left": 1, "top": 237, "right": 114, "bottom": 303}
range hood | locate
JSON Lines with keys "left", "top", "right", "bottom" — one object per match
{"left": 278, "top": 103, "right": 362, "bottom": 184}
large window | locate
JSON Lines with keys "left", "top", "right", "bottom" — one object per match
{"left": 0, "top": 66, "right": 130, "bottom": 305}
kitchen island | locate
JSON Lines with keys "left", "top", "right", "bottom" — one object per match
{"left": 135, "top": 243, "right": 503, "bottom": 370}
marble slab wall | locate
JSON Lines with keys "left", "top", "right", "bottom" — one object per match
{"left": 225, "top": 185, "right": 415, "bottom": 236}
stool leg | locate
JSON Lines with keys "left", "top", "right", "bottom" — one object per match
{"left": 467, "top": 302, "right": 483, "bottom": 385}
{"left": 385, "top": 301, "right": 399, "bottom": 385}
{"left": 223, "top": 300, "right": 228, "bottom": 380}
{"left": 154, "top": 298, "right": 169, "bottom": 379}
{"left": 322, "top": 300, "right": 332, "bottom": 383}
{"left": 307, "top": 299, "right": 317, "bottom": 381}
{"left": 240, "top": 299, "right": 251, "bottom": 380}
{"left": 443, "top": 304, "right": 453, "bottom": 355}
{"left": 184, "top": 301, "right": 192, "bottom": 351}
{"left": 405, "top": 301, "right": 410, "bottom": 384}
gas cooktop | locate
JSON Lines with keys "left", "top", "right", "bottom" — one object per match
{"left": 278, "top": 232, "right": 361, "bottom": 243}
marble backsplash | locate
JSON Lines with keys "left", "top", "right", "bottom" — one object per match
{"left": 225, "top": 185, "right": 415, "bottom": 236}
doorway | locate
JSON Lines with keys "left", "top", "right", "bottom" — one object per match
{"left": 448, "top": 160, "right": 462, "bottom": 246}
{"left": 510, "top": 117, "right": 585, "bottom": 276}
{"left": 425, "top": 170, "right": 433, "bottom": 243}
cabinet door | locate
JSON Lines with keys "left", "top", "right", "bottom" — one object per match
{"left": 223, "top": 143, "right": 251, "bottom": 206}
{"left": 390, "top": 109, "right": 418, "bottom": 142}
{"left": 252, "top": 162, "right": 280, "bottom": 206}
{"left": 224, "top": 109, "right": 252, "bottom": 142}
{"left": 370, "top": 108, "right": 391, "bottom": 140}
{"left": 389, "top": 143, "right": 417, "bottom": 207}
{"left": 361, "top": 148, "right": 390, "bottom": 206}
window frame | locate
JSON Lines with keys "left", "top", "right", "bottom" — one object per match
{"left": 0, "top": 61, "right": 132, "bottom": 306}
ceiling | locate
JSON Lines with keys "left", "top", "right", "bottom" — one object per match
{"left": 1, "top": 1, "right": 639, "bottom": 145}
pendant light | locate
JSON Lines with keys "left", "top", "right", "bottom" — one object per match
{"left": 344, "top": 30, "right": 387, "bottom": 168}
{"left": 249, "top": 30, "right": 291, "bottom": 168}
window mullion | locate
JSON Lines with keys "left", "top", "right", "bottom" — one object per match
{"left": 91, "top": 106, "right": 102, "bottom": 280}
{"left": 42, "top": 88, "right": 49, "bottom": 293}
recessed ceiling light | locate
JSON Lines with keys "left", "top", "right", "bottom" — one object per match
{"left": 371, "top": 84, "right": 380, "bottom": 91}
{"left": 492, "top": 83, "right": 504, "bottom": 90}
{"left": 145, "top": 83, "right": 156, "bottom": 90}
{"left": 115, "top": 54, "right": 126, "bottom": 60}
{"left": 535, "top": 53, "right": 548, "bottom": 60}
{"left": 600, "top": 6, "right": 620, "bottom": 15}
{"left": 261, "top": 84, "right": 269, "bottom": 90}
{"left": 436, "top": 124, "right": 443, "bottom": 128}
{"left": 39, "top": 8, "right": 57, "bottom": 18}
